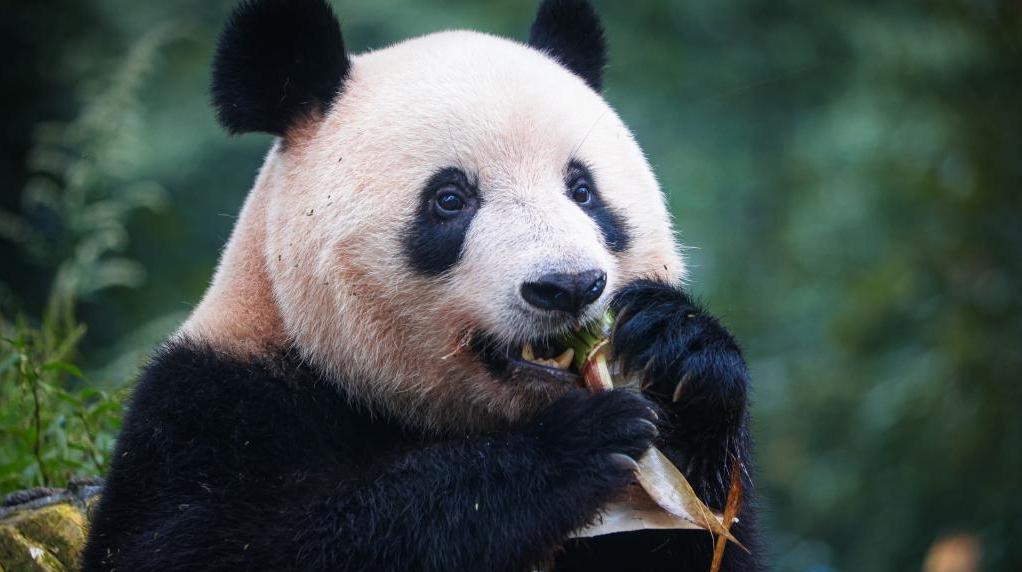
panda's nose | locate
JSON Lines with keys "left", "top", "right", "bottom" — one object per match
{"left": 520, "top": 270, "right": 607, "bottom": 315}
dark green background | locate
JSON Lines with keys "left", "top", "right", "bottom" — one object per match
{"left": 2, "top": 1, "right": 1019, "bottom": 570}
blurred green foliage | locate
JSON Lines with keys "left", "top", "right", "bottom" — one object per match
{"left": 1, "top": 1, "right": 1019, "bottom": 570}
{"left": 0, "top": 26, "right": 175, "bottom": 492}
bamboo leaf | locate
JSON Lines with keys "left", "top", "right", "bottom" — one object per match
{"left": 635, "top": 447, "right": 744, "bottom": 549}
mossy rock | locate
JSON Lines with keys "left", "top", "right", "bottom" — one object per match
{"left": 0, "top": 483, "right": 100, "bottom": 572}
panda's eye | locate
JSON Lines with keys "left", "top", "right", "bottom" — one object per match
{"left": 434, "top": 186, "right": 467, "bottom": 215}
{"left": 571, "top": 183, "right": 593, "bottom": 205}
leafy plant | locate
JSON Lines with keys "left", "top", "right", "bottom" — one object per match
{"left": 0, "top": 302, "right": 123, "bottom": 492}
{"left": 0, "top": 26, "right": 177, "bottom": 495}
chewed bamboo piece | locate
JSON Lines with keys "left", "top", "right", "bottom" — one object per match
{"left": 561, "top": 312, "right": 745, "bottom": 557}
{"left": 710, "top": 456, "right": 746, "bottom": 572}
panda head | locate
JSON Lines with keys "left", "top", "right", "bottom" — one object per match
{"left": 187, "top": 0, "right": 684, "bottom": 431}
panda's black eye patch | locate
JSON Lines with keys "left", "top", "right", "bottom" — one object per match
{"left": 404, "top": 168, "right": 480, "bottom": 276}
{"left": 566, "top": 160, "right": 631, "bottom": 253}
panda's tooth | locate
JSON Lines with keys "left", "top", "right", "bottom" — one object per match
{"left": 521, "top": 343, "right": 573, "bottom": 370}
{"left": 554, "top": 348, "right": 575, "bottom": 369}
{"left": 522, "top": 343, "right": 536, "bottom": 361}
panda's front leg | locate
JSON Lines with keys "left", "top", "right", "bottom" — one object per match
{"left": 609, "top": 279, "right": 762, "bottom": 570}
{"left": 611, "top": 279, "right": 748, "bottom": 501}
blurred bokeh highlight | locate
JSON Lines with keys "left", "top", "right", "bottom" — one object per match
{"left": 1, "top": 1, "right": 1019, "bottom": 570}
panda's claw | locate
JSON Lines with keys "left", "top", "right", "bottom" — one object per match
{"left": 672, "top": 371, "right": 693, "bottom": 403}
{"left": 608, "top": 453, "right": 640, "bottom": 472}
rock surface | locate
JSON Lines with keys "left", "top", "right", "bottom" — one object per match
{"left": 0, "top": 482, "right": 101, "bottom": 572}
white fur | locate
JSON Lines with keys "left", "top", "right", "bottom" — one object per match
{"left": 181, "top": 31, "right": 684, "bottom": 431}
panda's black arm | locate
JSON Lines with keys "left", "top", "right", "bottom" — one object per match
{"left": 81, "top": 343, "right": 658, "bottom": 572}
{"left": 569, "top": 278, "right": 764, "bottom": 572}
{"left": 610, "top": 279, "right": 749, "bottom": 502}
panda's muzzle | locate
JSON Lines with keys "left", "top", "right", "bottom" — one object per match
{"left": 470, "top": 333, "right": 581, "bottom": 385}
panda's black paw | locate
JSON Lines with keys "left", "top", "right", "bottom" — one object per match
{"left": 528, "top": 389, "right": 658, "bottom": 494}
{"left": 610, "top": 279, "right": 748, "bottom": 446}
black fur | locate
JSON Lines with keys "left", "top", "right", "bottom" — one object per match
{"left": 567, "top": 160, "right": 631, "bottom": 253}
{"left": 82, "top": 341, "right": 666, "bottom": 571}
{"left": 211, "top": 0, "right": 350, "bottom": 136}
{"left": 404, "top": 167, "right": 481, "bottom": 276}
{"left": 528, "top": 0, "right": 608, "bottom": 91}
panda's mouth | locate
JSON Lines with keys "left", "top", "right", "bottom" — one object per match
{"left": 470, "top": 333, "right": 581, "bottom": 385}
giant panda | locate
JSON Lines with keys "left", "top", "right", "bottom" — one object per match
{"left": 81, "top": 1, "right": 761, "bottom": 570}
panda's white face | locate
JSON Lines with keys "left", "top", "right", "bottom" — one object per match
{"left": 194, "top": 29, "right": 683, "bottom": 431}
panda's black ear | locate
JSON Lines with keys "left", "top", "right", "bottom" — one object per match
{"left": 527, "top": 0, "right": 607, "bottom": 91}
{"left": 211, "top": 0, "right": 350, "bottom": 136}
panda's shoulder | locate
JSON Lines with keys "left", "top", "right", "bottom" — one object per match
{"left": 121, "top": 340, "right": 404, "bottom": 464}
{"left": 130, "top": 340, "right": 330, "bottom": 421}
